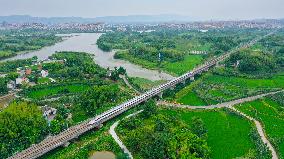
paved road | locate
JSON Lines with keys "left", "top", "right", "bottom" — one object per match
{"left": 109, "top": 110, "right": 143, "bottom": 159}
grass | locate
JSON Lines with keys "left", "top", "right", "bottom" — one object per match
{"left": 37, "top": 77, "right": 51, "bottom": 84}
{"left": 177, "top": 91, "right": 207, "bottom": 106}
{"left": 162, "top": 54, "right": 203, "bottom": 76}
{"left": 235, "top": 98, "right": 284, "bottom": 158}
{"left": 175, "top": 72, "right": 284, "bottom": 105}
{"left": 25, "top": 84, "right": 90, "bottom": 100}
{"left": 115, "top": 50, "right": 204, "bottom": 76}
{"left": 205, "top": 74, "right": 284, "bottom": 89}
{"left": 128, "top": 77, "right": 166, "bottom": 92}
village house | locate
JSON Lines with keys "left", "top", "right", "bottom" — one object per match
{"left": 42, "top": 106, "right": 57, "bottom": 124}
{"left": 190, "top": 50, "right": 208, "bottom": 55}
{"left": 7, "top": 80, "right": 16, "bottom": 90}
{"left": 15, "top": 77, "right": 29, "bottom": 85}
{"left": 41, "top": 70, "right": 49, "bottom": 77}
{"left": 25, "top": 68, "right": 32, "bottom": 75}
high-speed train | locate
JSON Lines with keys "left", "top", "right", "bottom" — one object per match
{"left": 88, "top": 71, "right": 195, "bottom": 126}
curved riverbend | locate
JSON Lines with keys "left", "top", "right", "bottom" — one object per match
{"left": 2, "top": 33, "right": 174, "bottom": 81}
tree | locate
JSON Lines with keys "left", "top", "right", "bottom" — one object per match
{"left": 191, "top": 117, "right": 208, "bottom": 138}
{"left": 121, "top": 117, "right": 141, "bottom": 130}
{"left": 116, "top": 152, "right": 129, "bottom": 159}
{"left": 0, "top": 78, "right": 8, "bottom": 95}
{"left": 79, "top": 84, "right": 119, "bottom": 116}
{"left": 124, "top": 114, "right": 211, "bottom": 159}
{"left": 227, "top": 49, "right": 278, "bottom": 75}
{"left": 0, "top": 102, "right": 48, "bottom": 158}
{"left": 117, "top": 66, "right": 126, "bottom": 75}
{"left": 49, "top": 119, "right": 62, "bottom": 135}
{"left": 141, "top": 99, "right": 157, "bottom": 118}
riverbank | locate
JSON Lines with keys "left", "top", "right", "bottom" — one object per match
{"left": 0, "top": 34, "right": 63, "bottom": 62}
{"left": 1, "top": 33, "right": 173, "bottom": 81}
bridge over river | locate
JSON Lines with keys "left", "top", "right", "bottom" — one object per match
{"left": 8, "top": 32, "right": 274, "bottom": 159}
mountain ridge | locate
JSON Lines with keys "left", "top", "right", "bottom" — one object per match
{"left": 0, "top": 15, "right": 194, "bottom": 24}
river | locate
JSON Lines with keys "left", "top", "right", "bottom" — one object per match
{"left": 2, "top": 33, "right": 174, "bottom": 81}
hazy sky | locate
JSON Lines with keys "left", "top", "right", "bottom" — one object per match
{"left": 1, "top": 0, "right": 284, "bottom": 20}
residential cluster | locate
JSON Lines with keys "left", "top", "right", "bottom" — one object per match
{"left": 6, "top": 59, "right": 63, "bottom": 91}
{"left": 1, "top": 19, "right": 283, "bottom": 32}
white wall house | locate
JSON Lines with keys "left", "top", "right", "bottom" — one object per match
{"left": 41, "top": 70, "right": 49, "bottom": 77}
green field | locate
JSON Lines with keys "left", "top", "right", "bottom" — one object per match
{"left": 162, "top": 54, "right": 203, "bottom": 76}
{"left": 115, "top": 50, "right": 204, "bottom": 76}
{"left": 118, "top": 108, "right": 261, "bottom": 159}
{"left": 175, "top": 72, "right": 284, "bottom": 105}
{"left": 177, "top": 91, "right": 207, "bottom": 105}
{"left": 128, "top": 77, "right": 165, "bottom": 92}
{"left": 37, "top": 77, "right": 51, "bottom": 84}
{"left": 162, "top": 109, "right": 258, "bottom": 159}
{"left": 235, "top": 98, "right": 284, "bottom": 158}
{"left": 25, "top": 84, "right": 90, "bottom": 99}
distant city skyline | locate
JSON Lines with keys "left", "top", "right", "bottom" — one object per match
{"left": 1, "top": 0, "right": 284, "bottom": 20}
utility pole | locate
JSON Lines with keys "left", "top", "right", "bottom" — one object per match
{"left": 158, "top": 52, "right": 163, "bottom": 73}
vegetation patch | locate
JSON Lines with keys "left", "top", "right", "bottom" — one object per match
{"left": 0, "top": 102, "right": 48, "bottom": 158}
{"left": 127, "top": 76, "right": 165, "bottom": 92}
{"left": 162, "top": 54, "right": 203, "bottom": 76}
{"left": 23, "top": 83, "right": 91, "bottom": 100}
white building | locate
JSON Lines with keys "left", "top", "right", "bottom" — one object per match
{"left": 41, "top": 70, "right": 49, "bottom": 77}
{"left": 7, "top": 81, "right": 16, "bottom": 90}
{"left": 15, "top": 77, "right": 29, "bottom": 85}
{"left": 15, "top": 78, "right": 23, "bottom": 85}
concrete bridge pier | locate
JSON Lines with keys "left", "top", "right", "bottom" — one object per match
{"left": 95, "top": 124, "right": 103, "bottom": 129}
{"left": 63, "top": 142, "right": 70, "bottom": 147}
{"left": 190, "top": 76, "right": 195, "bottom": 81}
{"left": 158, "top": 92, "right": 163, "bottom": 99}
{"left": 216, "top": 62, "right": 222, "bottom": 67}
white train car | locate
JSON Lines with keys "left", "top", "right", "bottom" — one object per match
{"left": 88, "top": 115, "right": 101, "bottom": 125}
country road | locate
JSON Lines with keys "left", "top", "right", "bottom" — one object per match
{"left": 230, "top": 107, "right": 278, "bottom": 159}
{"left": 120, "top": 75, "right": 141, "bottom": 95}
{"left": 109, "top": 110, "right": 143, "bottom": 159}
